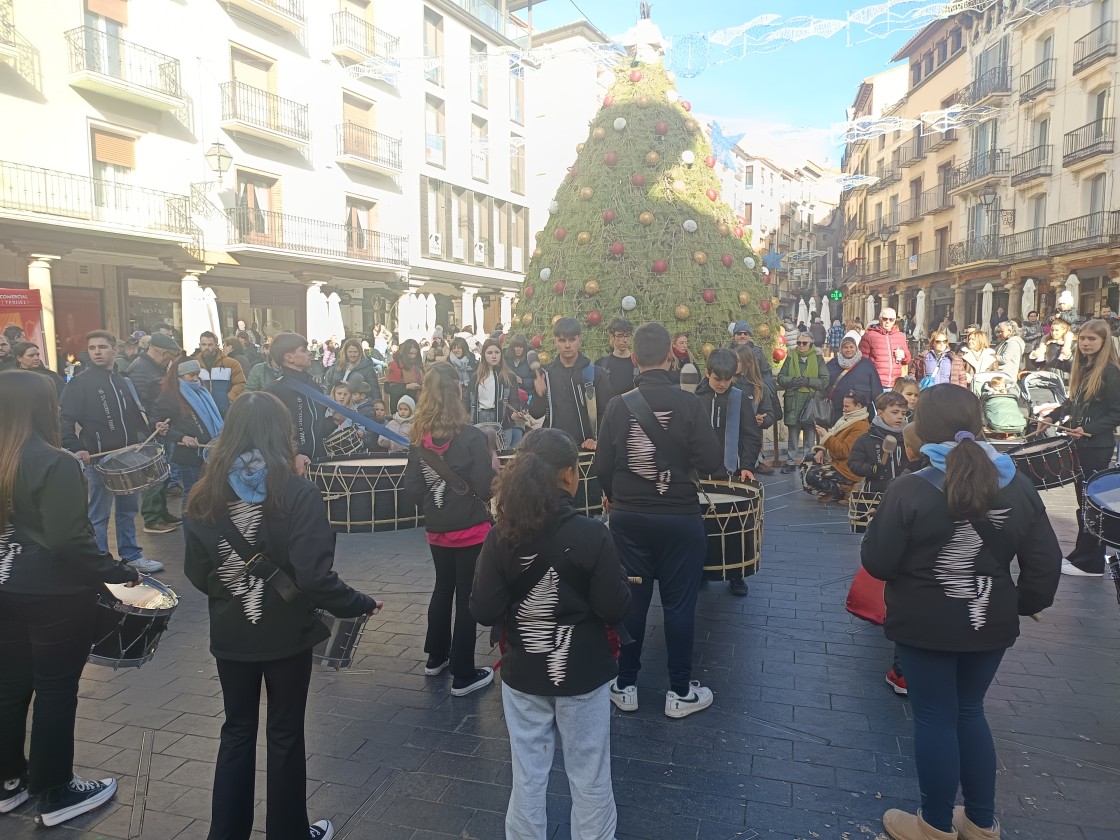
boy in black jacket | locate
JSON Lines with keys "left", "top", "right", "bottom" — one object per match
{"left": 848, "top": 391, "right": 910, "bottom": 493}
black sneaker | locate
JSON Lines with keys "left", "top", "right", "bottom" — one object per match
{"left": 729, "top": 578, "right": 748, "bottom": 597}
{"left": 0, "top": 775, "right": 28, "bottom": 813}
{"left": 38, "top": 776, "right": 117, "bottom": 827}
{"left": 450, "top": 667, "right": 494, "bottom": 697}
{"left": 309, "top": 819, "right": 334, "bottom": 839}
{"left": 424, "top": 657, "right": 449, "bottom": 676}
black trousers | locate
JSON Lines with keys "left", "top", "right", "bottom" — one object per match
{"left": 210, "top": 649, "right": 312, "bottom": 840}
{"left": 425, "top": 543, "right": 483, "bottom": 680}
{"left": 0, "top": 590, "right": 99, "bottom": 793}
{"left": 1069, "top": 446, "right": 1114, "bottom": 573}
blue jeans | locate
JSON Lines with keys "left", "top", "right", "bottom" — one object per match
{"left": 895, "top": 644, "right": 1006, "bottom": 833}
{"left": 505, "top": 427, "right": 524, "bottom": 449}
{"left": 85, "top": 465, "right": 142, "bottom": 562}
{"left": 502, "top": 683, "right": 617, "bottom": 840}
{"left": 786, "top": 425, "right": 817, "bottom": 462}
{"left": 177, "top": 464, "right": 203, "bottom": 539}
{"left": 609, "top": 510, "right": 706, "bottom": 694}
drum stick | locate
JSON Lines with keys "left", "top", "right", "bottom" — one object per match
{"left": 1034, "top": 420, "right": 1092, "bottom": 438}
{"left": 89, "top": 423, "right": 168, "bottom": 460}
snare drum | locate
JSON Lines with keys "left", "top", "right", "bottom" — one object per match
{"left": 325, "top": 425, "right": 365, "bottom": 458}
{"left": 89, "top": 577, "right": 179, "bottom": 669}
{"left": 307, "top": 456, "right": 423, "bottom": 533}
{"left": 699, "top": 480, "right": 764, "bottom": 580}
{"left": 95, "top": 444, "right": 169, "bottom": 495}
{"left": 1083, "top": 468, "right": 1120, "bottom": 546}
{"left": 848, "top": 490, "right": 883, "bottom": 534}
{"left": 1007, "top": 436, "right": 1082, "bottom": 490}
{"left": 499, "top": 450, "right": 602, "bottom": 517}
{"left": 313, "top": 612, "right": 369, "bottom": 670}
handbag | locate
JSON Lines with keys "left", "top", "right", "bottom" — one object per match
{"left": 798, "top": 395, "right": 833, "bottom": 429}
{"left": 845, "top": 567, "right": 886, "bottom": 625}
{"left": 919, "top": 374, "right": 937, "bottom": 390}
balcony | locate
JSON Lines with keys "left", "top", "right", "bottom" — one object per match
{"left": 446, "top": 0, "right": 504, "bottom": 34}
{"left": 219, "top": 81, "right": 308, "bottom": 148}
{"left": 873, "top": 211, "right": 900, "bottom": 238}
{"left": 899, "top": 138, "right": 925, "bottom": 166}
{"left": 1001, "top": 228, "right": 1047, "bottom": 261}
{"left": 948, "top": 234, "right": 1001, "bottom": 267}
{"left": 1011, "top": 145, "right": 1053, "bottom": 185}
{"left": 330, "top": 11, "right": 398, "bottom": 64}
{"left": 919, "top": 183, "right": 953, "bottom": 215}
{"left": 950, "top": 149, "right": 1010, "bottom": 192}
{"left": 845, "top": 218, "right": 867, "bottom": 240}
{"left": 902, "top": 249, "right": 950, "bottom": 278}
{"left": 0, "top": 0, "right": 20, "bottom": 66}
{"left": 0, "top": 160, "right": 192, "bottom": 241}
{"left": 899, "top": 199, "right": 922, "bottom": 224}
{"left": 1073, "top": 21, "right": 1116, "bottom": 74}
{"left": 221, "top": 0, "right": 304, "bottom": 33}
{"left": 923, "top": 127, "right": 957, "bottom": 152}
{"left": 1047, "top": 211, "right": 1120, "bottom": 256}
{"left": 959, "top": 65, "right": 1012, "bottom": 107}
{"left": 1063, "top": 119, "right": 1114, "bottom": 168}
{"left": 226, "top": 208, "right": 407, "bottom": 268}
{"left": 870, "top": 164, "right": 900, "bottom": 191}
{"left": 335, "top": 124, "right": 402, "bottom": 175}
{"left": 64, "top": 27, "right": 182, "bottom": 111}
{"left": 1019, "top": 58, "right": 1056, "bottom": 103}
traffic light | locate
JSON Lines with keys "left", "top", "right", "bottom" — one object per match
{"left": 829, "top": 289, "right": 844, "bottom": 301}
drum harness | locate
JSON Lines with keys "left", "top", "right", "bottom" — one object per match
{"left": 216, "top": 518, "right": 305, "bottom": 606}
{"left": 621, "top": 390, "right": 706, "bottom": 500}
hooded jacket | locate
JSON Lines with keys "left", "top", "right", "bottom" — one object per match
{"left": 811, "top": 409, "right": 869, "bottom": 483}
{"left": 245, "top": 360, "right": 281, "bottom": 392}
{"left": 184, "top": 474, "right": 375, "bottom": 661}
{"left": 848, "top": 422, "right": 908, "bottom": 493}
{"left": 470, "top": 494, "right": 632, "bottom": 697}
{"left": 911, "top": 350, "right": 969, "bottom": 387}
{"left": 60, "top": 363, "right": 150, "bottom": 454}
{"left": 268, "top": 368, "right": 326, "bottom": 461}
{"left": 527, "top": 353, "right": 614, "bottom": 444}
{"left": 402, "top": 425, "right": 495, "bottom": 535}
{"left": 190, "top": 350, "right": 246, "bottom": 412}
{"left": 126, "top": 351, "right": 169, "bottom": 413}
{"left": 325, "top": 355, "right": 382, "bottom": 400}
{"left": 694, "top": 379, "right": 769, "bottom": 474}
{"left": 858, "top": 324, "right": 912, "bottom": 388}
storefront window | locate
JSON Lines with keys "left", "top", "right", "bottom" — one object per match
{"left": 129, "top": 297, "right": 180, "bottom": 337}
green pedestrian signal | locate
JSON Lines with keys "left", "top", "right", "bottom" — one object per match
{"left": 829, "top": 289, "right": 844, "bottom": 301}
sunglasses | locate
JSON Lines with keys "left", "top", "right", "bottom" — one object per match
{"left": 735, "top": 331, "right": 750, "bottom": 336}
{"left": 797, "top": 341, "right": 811, "bottom": 346}
{"left": 881, "top": 317, "right": 896, "bottom": 322}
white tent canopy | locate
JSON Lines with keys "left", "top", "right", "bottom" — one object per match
{"left": 865, "top": 293, "right": 876, "bottom": 326}
{"left": 797, "top": 299, "right": 810, "bottom": 328}
{"left": 914, "top": 289, "right": 927, "bottom": 342}
{"left": 181, "top": 277, "right": 209, "bottom": 353}
{"left": 820, "top": 296, "right": 831, "bottom": 329}
{"left": 1021, "top": 278, "right": 1037, "bottom": 318}
{"left": 306, "top": 286, "right": 329, "bottom": 343}
{"left": 326, "top": 292, "right": 345, "bottom": 342}
{"left": 981, "top": 283, "right": 994, "bottom": 337}
{"left": 202, "top": 288, "right": 222, "bottom": 345}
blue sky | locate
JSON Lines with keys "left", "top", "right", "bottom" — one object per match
{"left": 530, "top": 0, "right": 916, "bottom": 168}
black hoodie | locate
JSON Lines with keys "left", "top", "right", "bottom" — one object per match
{"left": 527, "top": 353, "right": 614, "bottom": 444}
{"left": 470, "top": 494, "right": 632, "bottom": 696}
{"left": 402, "top": 425, "right": 495, "bottom": 535}
{"left": 268, "top": 368, "right": 326, "bottom": 460}
{"left": 694, "top": 379, "right": 770, "bottom": 474}
{"left": 848, "top": 422, "right": 908, "bottom": 493}
{"left": 60, "top": 363, "right": 150, "bottom": 454}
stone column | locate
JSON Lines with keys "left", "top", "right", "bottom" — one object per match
{"left": 461, "top": 286, "right": 479, "bottom": 333}
{"left": 897, "top": 287, "right": 909, "bottom": 320}
{"left": 953, "top": 283, "right": 966, "bottom": 326}
{"left": 1007, "top": 282, "right": 1022, "bottom": 323}
{"left": 500, "top": 291, "right": 515, "bottom": 327}
{"left": 27, "top": 255, "right": 59, "bottom": 369}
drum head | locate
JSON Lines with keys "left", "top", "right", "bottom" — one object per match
{"left": 1087, "top": 469, "right": 1120, "bottom": 510}
{"left": 99, "top": 444, "right": 163, "bottom": 472}
{"left": 1009, "top": 437, "right": 1069, "bottom": 456}
{"left": 105, "top": 578, "right": 179, "bottom": 612}
{"left": 699, "top": 492, "right": 748, "bottom": 506}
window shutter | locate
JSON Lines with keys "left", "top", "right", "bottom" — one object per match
{"left": 92, "top": 130, "right": 135, "bottom": 168}
{"left": 343, "top": 97, "right": 369, "bottom": 128}
{"left": 419, "top": 176, "right": 429, "bottom": 257}
{"left": 87, "top": 0, "right": 128, "bottom": 25}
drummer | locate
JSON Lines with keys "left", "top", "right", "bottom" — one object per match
{"left": 59, "top": 329, "right": 167, "bottom": 575}
{"left": 594, "top": 323, "right": 723, "bottom": 719}
{"left": 1042, "top": 318, "right": 1120, "bottom": 576}
{"left": 0, "top": 370, "right": 141, "bottom": 826}
{"left": 154, "top": 360, "right": 224, "bottom": 507}
{"left": 267, "top": 333, "right": 327, "bottom": 474}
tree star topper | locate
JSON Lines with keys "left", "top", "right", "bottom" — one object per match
{"left": 763, "top": 251, "right": 784, "bottom": 271}
{"left": 709, "top": 122, "right": 744, "bottom": 170}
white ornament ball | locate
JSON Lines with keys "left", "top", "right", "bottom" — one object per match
{"left": 682, "top": 219, "right": 698, "bottom": 233}
{"left": 548, "top": 201, "right": 559, "bottom": 214}
{"left": 666, "top": 71, "right": 676, "bottom": 82}
{"left": 613, "top": 117, "right": 627, "bottom": 131}
{"left": 728, "top": 322, "right": 737, "bottom": 335}
{"left": 744, "top": 256, "right": 756, "bottom": 269}
{"left": 762, "top": 266, "right": 770, "bottom": 276}
{"left": 666, "top": 90, "right": 679, "bottom": 103}
{"left": 681, "top": 150, "right": 695, "bottom": 165}
{"left": 621, "top": 295, "right": 637, "bottom": 311}
{"left": 540, "top": 267, "right": 552, "bottom": 281}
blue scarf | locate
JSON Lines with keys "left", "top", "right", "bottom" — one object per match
{"left": 180, "top": 379, "right": 225, "bottom": 439}
{"left": 228, "top": 450, "right": 268, "bottom": 503}
{"left": 920, "top": 440, "right": 1017, "bottom": 488}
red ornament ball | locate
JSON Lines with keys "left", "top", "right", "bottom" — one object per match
{"left": 587, "top": 310, "right": 602, "bottom": 326}
{"left": 772, "top": 346, "right": 787, "bottom": 362}
{"left": 602, "top": 95, "right": 614, "bottom": 107}
{"left": 552, "top": 280, "right": 566, "bottom": 294}
{"left": 776, "top": 333, "right": 786, "bottom": 346}
{"left": 760, "top": 299, "right": 772, "bottom": 312}
{"left": 609, "top": 242, "right": 625, "bottom": 257}
{"left": 733, "top": 225, "right": 744, "bottom": 239}
{"left": 681, "top": 100, "right": 692, "bottom": 111}
{"left": 630, "top": 173, "right": 647, "bottom": 187}
{"left": 701, "top": 289, "right": 716, "bottom": 304}
{"left": 554, "top": 227, "right": 567, "bottom": 241}
{"left": 602, "top": 208, "right": 617, "bottom": 223}
{"left": 721, "top": 253, "right": 734, "bottom": 268}
{"left": 763, "top": 273, "right": 773, "bottom": 285}
{"left": 705, "top": 188, "right": 718, "bottom": 201}
{"left": 524, "top": 286, "right": 535, "bottom": 299}
{"left": 630, "top": 69, "right": 643, "bottom": 82}
{"left": 569, "top": 165, "right": 579, "bottom": 177}
{"left": 705, "top": 155, "right": 716, "bottom": 168}
{"left": 531, "top": 334, "right": 543, "bottom": 349}
{"left": 604, "top": 151, "right": 619, "bottom": 167}
{"left": 652, "top": 259, "right": 668, "bottom": 274}
{"left": 654, "top": 121, "right": 669, "bottom": 136}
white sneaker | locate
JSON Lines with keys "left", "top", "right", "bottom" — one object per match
{"left": 1061, "top": 559, "right": 1104, "bottom": 577}
{"left": 608, "top": 678, "right": 638, "bottom": 712}
{"left": 665, "top": 681, "right": 714, "bottom": 719}
{"left": 309, "top": 819, "right": 334, "bottom": 840}
{"left": 127, "top": 556, "right": 164, "bottom": 574}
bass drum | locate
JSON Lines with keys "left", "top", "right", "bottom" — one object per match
{"left": 307, "top": 456, "right": 423, "bottom": 533}
{"left": 499, "top": 449, "right": 602, "bottom": 518}
{"left": 699, "top": 479, "right": 764, "bottom": 581}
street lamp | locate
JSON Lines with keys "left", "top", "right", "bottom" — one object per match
{"left": 979, "top": 183, "right": 1015, "bottom": 228}
{"left": 204, "top": 141, "right": 233, "bottom": 184}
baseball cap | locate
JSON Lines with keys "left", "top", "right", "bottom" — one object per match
{"left": 150, "top": 333, "right": 181, "bottom": 353}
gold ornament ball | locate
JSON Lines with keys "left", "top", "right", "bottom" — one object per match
{"left": 577, "top": 231, "right": 592, "bottom": 245}
{"left": 692, "top": 251, "right": 708, "bottom": 266}
{"left": 755, "top": 323, "right": 771, "bottom": 339}
{"left": 522, "top": 312, "right": 534, "bottom": 325}
{"left": 701, "top": 342, "right": 715, "bottom": 358}
{"left": 637, "top": 95, "right": 650, "bottom": 108}
{"left": 576, "top": 142, "right": 585, "bottom": 153}
{"left": 771, "top": 297, "right": 781, "bottom": 308}
{"left": 674, "top": 304, "right": 691, "bottom": 321}
{"left": 532, "top": 247, "right": 542, "bottom": 259}
{"left": 684, "top": 119, "right": 698, "bottom": 133}
{"left": 552, "top": 314, "right": 563, "bottom": 326}
{"left": 672, "top": 180, "right": 687, "bottom": 193}
{"left": 537, "top": 351, "right": 552, "bottom": 366}
{"left": 535, "top": 231, "right": 543, "bottom": 241}
{"left": 639, "top": 211, "right": 654, "bottom": 226}
{"left": 592, "top": 127, "right": 606, "bottom": 140}
{"left": 644, "top": 151, "right": 660, "bottom": 166}
{"left": 717, "top": 222, "right": 730, "bottom": 235}
{"left": 510, "top": 314, "right": 521, "bottom": 327}
{"left": 738, "top": 291, "right": 751, "bottom": 306}
{"left": 579, "top": 186, "right": 594, "bottom": 200}
{"left": 585, "top": 279, "right": 600, "bottom": 295}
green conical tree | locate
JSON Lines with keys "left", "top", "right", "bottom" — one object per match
{"left": 516, "top": 57, "right": 781, "bottom": 365}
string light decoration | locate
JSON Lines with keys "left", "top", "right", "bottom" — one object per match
{"left": 515, "top": 59, "right": 780, "bottom": 361}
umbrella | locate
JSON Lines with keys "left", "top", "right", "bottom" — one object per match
{"left": 425, "top": 294, "right": 437, "bottom": 338}
{"left": 914, "top": 289, "right": 927, "bottom": 342}
{"left": 306, "top": 286, "right": 328, "bottom": 343}
{"left": 202, "top": 288, "right": 222, "bottom": 344}
{"left": 820, "top": 296, "right": 831, "bottom": 328}
{"left": 981, "top": 283, "right": 994, "bottom": 337}
{"left": 474, "top": 297, "right": 485, "bottom": 335}
{"left": 1065, "top": 273, "right": 1080, "bottom": 311}
{"left": 1021, "top": 278, "right": 1036, "bottom": 317}
{"left": 865, "top": 293, "right": 876, "bottom": 325}
{"left": 797, "top": 299, "right": 810, "bottom": 328}
{"left": 808, "top": 297, "right": 818, "bottom": 314}
{"left": 180, "top": 276, "right": 208, "bottom": 353}
{"left": 326, "top": 292, "right": 345, "bottom": 342}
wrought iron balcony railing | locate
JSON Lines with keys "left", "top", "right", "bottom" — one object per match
{"left": 1074, "top": 21, "right": 1116, "bottom": 74}
{"left": 948, "top": 234, "right": 1001, "bottom": 266}
{"left": 959, "top": 65, "right": 1012, "bottom": 106}
{"left": 919, "top": 182, "right": 952, "bottom": 215}
{"left": 899, "top": 138, "right": 925, "bottom": 166}
{"left": 923, "top": 127, "right": 957, "bottom": 152}
{"left": 1047, "top": 211, "right": 1120, "bottom": 256}
{"left": 899, "top": 198, "right": 922, "bottom": 224}
{"left": 1019, "top": 58, "right": 1056, "bottom": 102}
{"left": 65, "top": 26, "right": 182, "bottom": 101}
{"left": 1001, "top": 228, "right": 1048, "bottom": 261}
{"left": 226, "top": 207, "right": 407, "bottom": 267}
{"left": 330, "top": 11, "right": 398, "bottom": 61}
{"left": 336, "top": 123, "right": 402, "bottom": 172}
{"left": 902, "top": 249, "right": 950, "bottom": 278}
{"left": 1063, "top": 118, "right": 1114, "bottom": 167}
{"left": 220, "top": 80, "right": 309, "bottom": 143}
{"left": 1011, "top": 145, "right": 1053, "bottom": 185}
{"left": 950, "top": 149, "right": 1010, "bottom": 190}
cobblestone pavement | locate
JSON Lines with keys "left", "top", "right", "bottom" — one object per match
{"left": 5, "top": 472, "right": 1119, "bottom": 840}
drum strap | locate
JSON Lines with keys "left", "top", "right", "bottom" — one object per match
{"left": 414, "top": 445, "right": 473, "bottom": 497}
{"left": 215, "top": 518, "right": 305, "bottom": 605}
{"left": 622, "top": 390, "right": 698, "bottom": 487}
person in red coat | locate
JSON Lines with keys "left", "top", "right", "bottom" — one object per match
{"left": 859, "top": 308, "right": 912, "bottom": 388}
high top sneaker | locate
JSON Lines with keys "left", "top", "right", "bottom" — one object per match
{"left": 0, "top": 775, "right": 28, "bottom": 813}
{"left": 37, "top": 776, "right": 117, "bottom": 827}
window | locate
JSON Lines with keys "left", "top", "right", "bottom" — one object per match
{"left": 425, "top": 96, "right": 445, "bottom": 166}
{"left": 91, "top": 127, "right": 134, "bottom": 210}
{"left": 230, "top": 46, "right": 274, "bottom": 92}
{"left": 1035, "top": 116, "right": 1050, "bottom": 147}
{"left": 912, "top": 62, "right": 922, "bottom": 87}
{"left": 1031, "top": 194, "right": 1047, "bottom": 229}
{"left": 494, "top": 200, "right": 507, "bottom": 270}
{"left": 878, "top": 134, "right": 886, "bottom": 151}
{"left": 473, "top": 194, "right": 490, "bottom": 265}
{"left": 1089, "top": 173, "right": 1107, "bottom": 214}
{"left": 423, "top": 9, "right": 444, "bottom": 86}
{"left": 510, "top": 136, "right": 525, "bottom": 195}
{"left": 233, "top": 170, "right": 277, "bottom": 242}
{"left": 452, "top": 187, "right": 469, "bottom": 259}
{"left": 743, "top": 203, "right": 753, "bottom": 225}
{"left": 1093, "top": 87, "right": 1111, "bottom": 124}
{"left": 470, "top": 39, "right": 487, "bottom": 106}
{"left": 84, "top": 2, "right": 125, "bottom": 77}
{"left": 423, "top": 179, "right": 448, "bottom": 258}
{"left": 937, "top": 39, "right": 948, "bottom": 65}
{"left": 950, "top": 29, "right": 963, "bottom": 53}
{"left": 341, "top": 95, "right": 375, "bottom": 157}
{"left": 471, "top": 117, "right": 488, "bottom": 181}
{"left": 1099, "top": 0, "right": 1113, "bottom": 25}
{"left": 744, "top": 165, "right": 754, "bottom": 187}
{"left": 511, "top": 206, "right": 527, "bottom": 272}
{"left": 1040, "top": 34, "right": 1054, "bottom": 62}
{"left": 509, "top": 59, "right": 524, "bottom": 125}
{"left": 346, "top": 198, "right": 378, "bottom": 258}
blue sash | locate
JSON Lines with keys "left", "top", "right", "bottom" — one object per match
{"left": 282, "top": 377, "right": 409, "bottom": 447}
{"left": 724, "top": 386, "right": 742, "bottom": 474}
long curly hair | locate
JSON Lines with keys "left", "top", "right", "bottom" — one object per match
{"left": 410, "top": 361, "right": 470, "bottom": 444}
{"left": 493, "top": 428, "right": 578, "bottom": 544}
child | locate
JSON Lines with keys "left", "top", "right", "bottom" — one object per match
{"left": 982, "top": 375, "right": 1010, "bottom": 394}
{"left": 891, "top": 376, "right": 920, "bottom": 412}
{"left": 695, "top": 349, "right": 770, "bottom": 597}
{"left": 327, "top": 381, "right": 353, "bottom": 428}
{"left": 378, "top": 394, "right": 415, "bottom": 453}
{"left": 348, "top": 375, "right": 379, "bottom": 452}
{"left": 848, "top": 391, "right": 910, "bottom": 493}
{"left": 805, "top": 391, "right": 870, "bottom": 502}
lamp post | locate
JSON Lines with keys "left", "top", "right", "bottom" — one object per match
{"left": 203, "top": 141, "right": 233, "bottom": 184}
{"left": 979, "top": 183, "right": 1015, "bottom": 229}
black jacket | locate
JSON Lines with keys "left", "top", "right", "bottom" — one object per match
{"left": 595, "top": 353, "right": 638, "bottom": 398}
{"left": 403, "top": 426, "right": 495, "bottom": 534}
{"left": 268, "top": 368, "right": 326, "bottom": 461}
{"left": 848, "top": 423, "right": 908, "bottom": 493}
{"left": 594, "top": 369, "right": 723, "bottom": 514}
{"left": 694, "top": 379, "right": 770, "bottom": 474}
{"left": 126, "top": 351, "right": 169, "bottom": 412}
{"left": 469, "top": 371, "right": 522, "bottom": 427}
{"left": 527, "top": 353, "right": 614, "bottom": 444}
{"left": 154, "top": 391, "right": 214, "bottom": 467}
{"left": 862, "top": 471, "right": 1061, "bottom": 652}
{"left": 184, "top": 475, "right": 375, "bottom": 661}
{"left": 825, "top": 357, "right": 883, "bottom": 423}
{"left": 1050, "top": 364, "right": 1120, "bottom": 452}
{"left": 471, "top": 495, "right": 631, "bottom": 696}
{"left": 506, "top": 355, "right": 533, "bottom": 396}
{"left": 0, "top": 436, "right": 137, "bottom": 595}
{"left": 60, "top": 364, "right": 150, "bottom": 454}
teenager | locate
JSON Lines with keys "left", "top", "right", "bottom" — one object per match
{"left": 505, "top": 334, "right": 534, "bottom": 396}
{"left": 155, "top": 360, "right": 224, "bottom": 504}
{"left": 267, "top": 333, "right": 326, "bottom": 473}
{"left": 385, "top": 339, "right": 424, "bottom": 412}
{"left": 595, "top": 318, "right": 638, "bottom": 397}
{"left": 471, "top": 338, "right": 526, "bottom": 449}
{"left": 528, "top": 318, "right": 614, "bottom": 451}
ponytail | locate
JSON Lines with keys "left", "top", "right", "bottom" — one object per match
{"left": 944, "top": 438, "right": 999, "bottom": 520}
{"left": 492, "top": 429, "right": 579, "bottom": 544}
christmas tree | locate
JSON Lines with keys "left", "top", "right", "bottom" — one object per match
{"left": 514, "top": 44, "right": 781, "bottom": 365}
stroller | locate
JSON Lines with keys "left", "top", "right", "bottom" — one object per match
{"left": 1019, "top": 370, "right": 1067, "bottom": 417}
{"left": 972, "top": 371, "right": 1029, "bottom": 440}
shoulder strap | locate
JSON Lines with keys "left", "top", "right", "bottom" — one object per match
{"left": 415, "top": 444, "right": 472, "bottom": 496}
{"left": 213, "top": 514, "right": 305, "bottom": 604}
{"left": 582, "top": 364, "right": 598, "bottom": 438}
{"left": 622, "top": 389, "right": 697, "bottom": 484}
{"left": 724, "top": 386, "right": 742, "bottom": 474}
